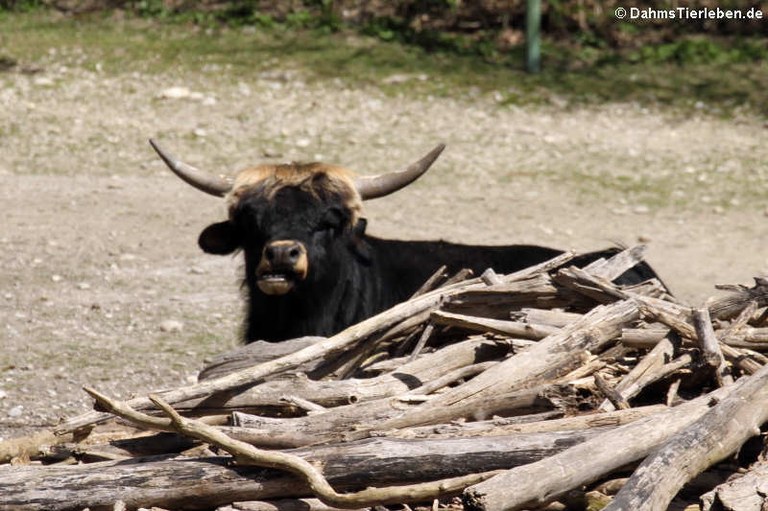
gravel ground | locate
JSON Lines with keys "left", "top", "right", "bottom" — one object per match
{"left": 1, "top": 55, "right": 767, "bottom": 440}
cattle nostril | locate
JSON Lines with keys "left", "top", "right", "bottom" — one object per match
{"left": 265, "top": 247, "right": 276, "bottom": 262}
{"left": 289, "top": 247, "right": 301, "bottom": 260}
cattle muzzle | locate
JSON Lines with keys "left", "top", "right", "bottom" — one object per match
{"left": 256, "top": 240, "right": 309, "bottom": 295}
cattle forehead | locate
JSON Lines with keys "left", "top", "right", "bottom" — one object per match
{"left": 227, "top": 163, "right": 362, "bottom": 220}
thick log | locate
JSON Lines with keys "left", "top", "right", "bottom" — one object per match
{"left": 227, "top": 384, "right": 565, "bottom": 447}
{"left": 389, "top": 404, "right": 667, "bottom": 439}
{"left": 603, "top": 364, "right": 768, "bottom": 511}
{"left": 0, "top": 430, "right": 606, "bottom": 511}
{"left": 377, "top": 299, "right": 640, "bottom": 431}
{"left": 199, "top": 337, "right": 324, "bottom": 381}
{"left": 441, "top": 272, "right": 571, "bottom": 318}
{"left": 176, "top": 337, "right": 509, "bottom": 414}
{"left": 462, "top": 383, "right": 738, "bottom": 511}
{"left": 700, "top": 460, "right": 768, "bottom": 511}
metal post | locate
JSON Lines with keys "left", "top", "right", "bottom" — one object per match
{"left": 526, "top": 0, "right": 541, "bottom": 73}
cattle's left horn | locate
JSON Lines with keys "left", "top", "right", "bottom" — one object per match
{"left": 149, "top": 139, "right": 233, "bottom": 197}
{"left": 354, "top": 143, "right": 446, "bottom": 200}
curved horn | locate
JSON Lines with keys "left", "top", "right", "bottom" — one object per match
{"left": 354, "top": 143, "right": 446, "bottom": 200}
{"left": 149, "top": 139, "right": 232, "bottom": 197}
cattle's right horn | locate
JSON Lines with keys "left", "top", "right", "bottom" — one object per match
{"left": 354, "top": 143, "right": 446, "bottom": 200}
{"left": 149, "top": 139, "right": 233, "bottom": 197}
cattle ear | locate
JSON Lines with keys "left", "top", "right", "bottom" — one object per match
{"left": 348, "top": 218, "right": 372, "bottom": 264}
{"left": 198, "top": 221, "right": 240, "bottom": 255}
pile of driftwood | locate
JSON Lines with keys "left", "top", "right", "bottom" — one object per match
{"left": 3, "top": 246, "right": 768, "bottom": 511}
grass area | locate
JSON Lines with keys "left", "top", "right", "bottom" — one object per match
{"left": 1, "top": 11, "right": 766, "bottom": 117}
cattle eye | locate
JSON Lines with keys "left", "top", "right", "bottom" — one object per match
{"left": 315, "top": 207, "right": 346, "bottom": 233}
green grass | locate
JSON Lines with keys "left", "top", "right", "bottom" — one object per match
{"left": 1, "top": 11, "right": 766, "bottom": 116}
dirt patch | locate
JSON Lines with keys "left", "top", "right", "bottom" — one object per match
{"left": 1, "top": 58, "right": 766, "bottom": 439}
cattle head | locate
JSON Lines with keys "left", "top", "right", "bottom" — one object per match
{"left": 150, "top": 140, "right": 445, "bottom": 296}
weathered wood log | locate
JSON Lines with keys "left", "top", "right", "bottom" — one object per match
{"left": 579, "top": 244, "right": 649, "bottom": 281}
{"left": 558, "top": 343, "right": 625, "bottom": 384}
{"left": 693, "top": 307, "right": 732, "bottom": 386}
{"left": 388, "top": 404, "right": 668, "bottom": 439}
{"left": 693, "top": 308, "right": 723, "bottom": 368}
{"left": 0, "top": 430, "right": 73, "bottom": 464}
{"left": 554, "top": 262, "right": 668, "bottom": 306}
{"left": 700, "top": 460, "right": 768, "bottom": 511}
{"left": 603, "top": 364, "right": 768, "bottom": 511}
{"left": 430, "top": 310, "right": 559, "bottom": 339}
{"left": 176, "top": 337, "right": 509, "bottom": 415}
{"left": 716, "top": 300, "right": 759, "bottom": 340}
{"left": 199, "top": 337, "right": 324, "bottom": 381}
{"left": 593, "top": 373, "right": 629, "bottom": 410}
{"left": 636, "top": 298, "right": 768, "bottom": 376}
{"left": 562, "top": 263, "right": 764, "bottom": 323}
{"left": 709, "top": 277, "right": 768, "bottom": 320}
{"left": 377, "top": 299, "right": 640, "bottom": 431}
{"left": 599, "top": 334, "right": 676, "bottom": 412}
{"left": 719, "top": 343, "right": 767, "bottom": 374}
{"left": 462, "top": 382, "right": 739, "bottom": 511}
{"left": 623, "top": 325, "right": 768, "bottom": 350}
{"left": 511, "top": 307, "right": 582, "bottom": 328}
{"left": 0, "top": 429, "right": 609, "bottom": 511}
{"left": 227, "top": 384, "right": 568, "bottom": 447}
{"left": 620, "top": 327, "right": 668, "bottom": 348}
{"left": 441, "top": 272, "right": 568, "bottom": 318}
{"left": 222, "top": 499, "right": 368, "bottom": 511}
{"left": 1, "top": 455, "right": 294, "bottom": 511}
{"left": 57, "top": 431, "right": 199, "bottom": 462}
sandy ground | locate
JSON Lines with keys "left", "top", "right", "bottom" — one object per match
{"left": 1, "top": 55, "right": 767, "bottom": 439}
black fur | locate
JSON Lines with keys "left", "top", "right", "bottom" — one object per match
{"left": 200, "top": 183, "right": 661, "bottom": 343}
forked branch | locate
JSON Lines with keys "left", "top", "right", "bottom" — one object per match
{"left": 84, "top": 388, "right": 499, "bottom": 509}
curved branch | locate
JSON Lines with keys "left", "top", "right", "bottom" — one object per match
{"left": 84, "top": 388, "right": 499, "bottom": 509}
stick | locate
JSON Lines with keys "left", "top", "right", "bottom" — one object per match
{"left": 692, "top": 307, "right": 732, "bottom": 386}
{"left": 410, "top": 265, "right": 448, "bottom": 299}
{"left": 378, "top": 299, "right": 640, "bottom": 431}
{"left": 88, "top": 389, "right": 500, "bottom": 509}
{"left": 593, "top": 373, "right": 629, "bottom": 410}
{"left": 430, "top": 310, "right": 559, "bottom": 340}
{"left": 599, "top": 334, "right": 675, "bottom": 412}
{"left": 462, "top": 383, "right": 739, "bottom": 511}
{"left": 709, "top": 277, "right": 768, "bottom": 320}
{"left": 388, "top": 404, "right": 668, "bottom": 440}
{"left": 604, "top": 364, "right": 768, "bottom": 511}
{"left": 225, "top": 499, "right": 369, "bottom": 511}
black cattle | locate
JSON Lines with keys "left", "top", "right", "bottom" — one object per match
{"left": 150, "top": 140, "right": 660, "bottom": 343}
